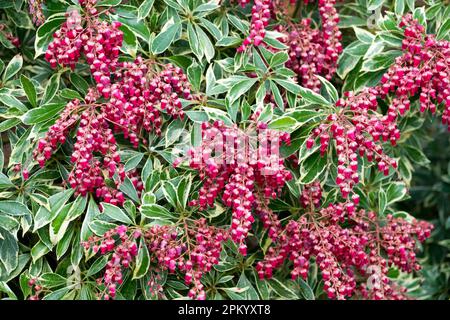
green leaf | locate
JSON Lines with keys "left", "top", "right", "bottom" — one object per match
{"left": 353, "top": 27, "right": 375, "bottom": 44}
{"left": 195, "top": 25, "right": 215, "bottom": 62}
{"left": 268, "top": 116, "right": 297, "bottom": 131}
{"left": 133, "top": 238, "right": 150, "bottom": 279}
{"left": 0, "top": 201, "right": 32, "bottom": 217}
{"left": 140, "top": 204, "right": 174, "bottom": 221}
{"left": 0, "top": 118, "right": 20, "bottom": 133}
{"left": 0, "top": 173, "right": 14, "bottom": 189}
{"left": 404, "top": 145, "right": 430, "bottom": 166}
{"left": 194, "top": 0, "right": 220, "bottom": 13}
{"left": 69, "top": 73, "right": 89, "bottom": 95}
{"left": 272, "top": 78, "right": 302, "bottom": 95}
{"left": 42, "top": 287, "right": 71, "bottom": 300}
{"left": 228, "top": 78, "right": 258, "bottom": 104}
{"left": 101, "top": 203, "right": 134, "bottom": 225}
{"left": 137, "top": 0, "right": 155, "bottom": 20}
{"left": 119, "top": 177, "right": 140, "bottom": 203}
{"left": 270, "top": 51, "right": 289, "bottom": 67}
{"left": 368, "top": 0, "right": 385, "bottom": 11}
{"left": 20, "top": 75, "right": 37, "bottom": 107}
{"left": 269, "top": 80, "right": 284, "bottom": 110}
{"left": 268, "top": 278, "right": 299, "bottom": 299}
{"left": 86, "top": 256, "right": 109, "bottom": 277}
{"left": 60, "top": 88, "right": 83, "bottom": 100}
{"left": 300, "top": 151, "right": 328, "bottom": 184}
{"left": 337, "top": 52, "right": 361, "bottom": 79}
{"left": 21, "top": 103, "right": 66, "bottom": 125}
{"left": 0, "top": 92, "right": 28, "bottom": 113}
{"left": 317, "top": 75, "right": 338, "bottom": 103}
{"left": 187, "top": 62, "right": 202, "bottom": 92}
{"left": 5, "top": 9, "right": 33, "bottom": 29}
{"left": 41, "top": 73, "right": 61, "bottom": 105}
{"left": 81, "top": 197, "right": 101, "bottom": 241}
{"left": 436, "top": 18, "right": 450, "bottom": 40}
{"left": 97, "top": 0, "right": 122, "bottom": 6}
{"left": 39, "top": 273, "right": 67, "bottom": 289}
{"left": 89, "top": 220, "right": 118, "bottom": 236}
{"left": 386, "top": 182, "right": 408, "bottom": 205}
{"left": 34, "top": 17, "right": 65, "bottom": 58}
{"left": 298, "top": 278, "right": 315, "bottom": 300}
{"left": 378, "top": 189, "right": 387, "bottom": 215}
{"left": 0, "top": 226, "right": 18, "bottom": 273}
{"left": 412, "top": 7, "right": 427, "bottom": 29}
{"left": 176, "top": 176, "right": 192, "bottom": 209}
{"left": 151, "top": 20, "right": 181, "bottom": 55}
{"left": 120, "top": 24, "right": 138, "bottom": 57}
{"left": 237, "top": 272, "right": 259, "bottom": 299}
{"left": 187, "top": 23, "right": 203, "bottom": 60}
{"left": 31, "top": 241, "right": 49, "bottom": 263}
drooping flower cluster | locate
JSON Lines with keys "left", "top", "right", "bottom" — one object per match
{"left": 27, "top": 278, "right": 43, "bottom": 300}
{"left": 237, "top": 0, "right": 272, "bottom": 52}
{"left": 285, "top": 0, "right": 342, "bottom": 92}
{"left": 45, "top": 0, "right": 123, "bottom": 98}
{"left": 143, "top": 219, "right": 227, "bottom": 300}
{"left": 306, "top": 88, "right": 399, "bottom": 199}
{"left": 106, "top": 57, "right": 191, "bottom": 143}
{"left": 28, "top": 0, "right": 46, "bottom": 26}
{"left": 379, "top": 14, "right": 450, "bottom": 130}
{"left": 306, "top": 14, "right": 450, "bottom": 198}
{"left": 183, "top": 117, "right": 292, "bottom": 254}
{"left": 35, "top": 0, "right": 193, "bottom": 204}
{"left": 86, "top": 219, "right": 228, "bottom": 300}
{"left": 0, "top": 23, "right": 20, "bottom": 48}
{"left": 256, "top": 182, "right": 433, "bottom": 300}
{"left": 83, "top": 225, "right": 140, "bottom": 300}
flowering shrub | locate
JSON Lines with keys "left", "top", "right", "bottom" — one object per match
{"left": 0, "top": 0, "right": 449, "bottom": 301}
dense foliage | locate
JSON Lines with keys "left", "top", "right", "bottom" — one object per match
{"left": 0, "top": 0, "right": 449, "bottom": 300}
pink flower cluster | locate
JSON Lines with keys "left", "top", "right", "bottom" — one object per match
{"left": 28, "top": 0, "right": 45, "bottom": 26}
{"left": 45, "top": 0, "right": 123, "bottom": 98}
{"left": 184, "top": 117, "right": 292, "bottom": 254}
{"left": 36, "top": 2, "right": 191, "bottom": 204}
{"left": 285, "top": 0, "right": 342, "bottom": 92}
{"left": 83, "top": 225, "right": 140, "bottom": 300}
{"left": 256, "top": 182, "right": 433, "bottom": 300}
{"left": 306, "top": 88, "right": 399, "bottom": 199}
{"left": 379, "top": 14, "right": 450, "bottom": 129}
{"left": 306, "top": 15, "right": 450, "bottom": 199}
{"left": 106, "top": 57, "right": 191, "bottom": 143}
{"left": 237, "top": 0, "right": 271, "bottom": 52}
{"left": 0, "top": 24, "right": 20, "bottom": 48}
{"left": 144, "top": 219, "right": 227, "bottom": 300}
{"left": 87, "top": 219, "right": 227, "bottom": 300}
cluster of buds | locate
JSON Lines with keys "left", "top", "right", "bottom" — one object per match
{"left": 37, "top": 0, "right": 190, "bottom": 204}
{"left": 305, "top": 15, "right": 449, "bottom": 199}
{"left": 256, "top": 182, "right": 433, "bottom": 300}
{"left": 83, "top": 225, "right": 140, "bottom": 300}
{"left": 0, "top": 24, "right": 20, "bottom": 47}
{"left": 106, "top": 57, "right": 192, "bottom": 144}
{"left": 33, "top": 89, "right": 143, "bottom": 205}
{"left": 285, "top": 0, "right": 342, "bottom": 92}
{"left": 88, "top": 220, "right": 227, "bottom": 300}
{"left": 27, "top": 278, "right": 43, "bottom": 300}
{"left": 144, "top": 219, "right": 227, "bottom": 300}
{"left": 237, "top": 0, "right": 271, "bottom": 52}
{"left": 378, "top": 14, "right": 450, "bottom": 130}
{"left": 28, "top": 0, "right": 46, "bottom": 26}
{"left": 306, "top": 88, "right": 398, "bottom": 199}
{"left": 45, "top": 0, "right": 123, "bottom": 98}
{"left": 183, "top": 118, "right": 292, "bottom": 254}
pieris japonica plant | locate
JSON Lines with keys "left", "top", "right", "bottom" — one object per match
{"left": 0, "top": 0, "right": 448, "bottom": 301}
